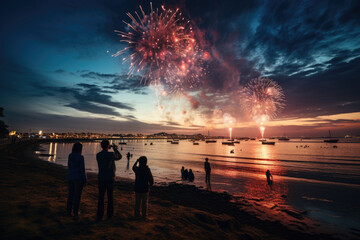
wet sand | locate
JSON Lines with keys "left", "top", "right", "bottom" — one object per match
{"left": 0, "top": 141, "right": 355, "bottom": 239}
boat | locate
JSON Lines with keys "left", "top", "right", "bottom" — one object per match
{"left": 278, "top": 137, "right": 290, "bottom": 141}
{"left": 206, "top": 140, "right": 217, "bottom": 143}
{"left": 222, "top": 142, "right": 234, "bottom": 145}
{"left": 262, "top": 141, "right": 275, "bottom": 145}
{"left": 233, "top": 141, "right": 240, "bottom": 144}
{"left": 193, "top": 142, "right": 199, "bottom": 145}
{"left": 119, "top": 142, "right": 127, "bottom": 145}
{"left": 324, "top": 130, "right": 339, "bottom": 143}
{"left": 171, "top": 141, "right": 179, "bottom": 144}
{"left": 167, "top": 140, "right": 172, "bottom": 142}
{"left": 250, "top": 138, "right": 256, "bottom": 140}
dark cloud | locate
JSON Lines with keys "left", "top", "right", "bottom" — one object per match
{"left": 1, "top": 0, "right": 360, "bottom": 135}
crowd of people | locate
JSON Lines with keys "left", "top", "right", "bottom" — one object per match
{"left": 66, "top": 141, "right": 273, "bottom": 220}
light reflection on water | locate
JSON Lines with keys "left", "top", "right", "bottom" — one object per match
{"left": 39, "top": 139, "right": 360, "bottom": 230}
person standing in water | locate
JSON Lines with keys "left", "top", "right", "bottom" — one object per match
{"left": 204, "top": 158, "right": 211, "bottom": 184}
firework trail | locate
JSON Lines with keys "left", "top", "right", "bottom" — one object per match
{"left": 243, "top": 77, "right": 285, "bottom": 137}
{"left": 113, "top": 3, "right": 205, "bottom": 93}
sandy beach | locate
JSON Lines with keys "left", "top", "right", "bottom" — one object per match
{"left": 0, "top": 141, "right": 354, "bottom": 240}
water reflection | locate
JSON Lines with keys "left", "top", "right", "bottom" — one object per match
{"left": 38, "top": 139, "right": 360, "bottom": 230}
{"left": 48, "top": 142, "right": 57, "bottom": 162}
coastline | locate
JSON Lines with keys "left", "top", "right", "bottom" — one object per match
{"left": 0, "top": 141, "right": 354, "bottom": 239}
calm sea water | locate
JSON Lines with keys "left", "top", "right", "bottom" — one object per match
{"left": 39, "top": 139, "right": 360, "bottom": 230}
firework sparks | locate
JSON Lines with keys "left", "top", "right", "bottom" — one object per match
{"left": 114, "top": 3, "right": 205, "bottom": 93}
{"left": 243, "top": 77, "right": 285, "bottom": 123}
{"left": 243, "top": 77, "right": 285, "bottom": 137}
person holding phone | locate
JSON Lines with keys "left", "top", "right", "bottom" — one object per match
{"left": 96, "top": 140, "right": 122, "bottom": 220}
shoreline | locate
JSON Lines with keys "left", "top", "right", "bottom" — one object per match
{"left": 0, "top": 141, "right": 355, "bottom": 239}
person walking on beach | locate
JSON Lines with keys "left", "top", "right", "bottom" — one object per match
{"left": 204, "top": 158, "right": 211, "bottom": 184}
{"left": 266, "top": 170, "right": 273, "bottom": 186}
{"left": 132, "top": 156, "right": 154, "bottom": 218}
{"left": 96, "top": 140, "right": 122, "bottom": 220}
{"left": 127, "top": 152, "right": 131, "bottom": 162}
{"left": 67, "top": 142, "right": 87, "bottom": 217}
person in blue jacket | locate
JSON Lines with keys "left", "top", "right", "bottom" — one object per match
{"left": 67, "top": 142, "right": 87, "bottom": 217}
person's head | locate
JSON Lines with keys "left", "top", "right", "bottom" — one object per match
{"left": 101, "top": 140, "right": 110, "bottom": 150}
{"left": 189, "top": 169, "right": 192, "bottom": 173}
{"left": 205, "top": 158, "right": 209, "bottom": 162}
{"left": 138, "top": 156, "right": 147, "bottom": 167}
{"left": 182, "top": 166, "right": 184, "bottom": 169}
{"left": 72, "top": 142, "right": 82, "bottom": 154}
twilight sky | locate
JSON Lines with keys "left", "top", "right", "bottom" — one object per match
{"left": 1, "top": 0, "right": 360, "bottom": 137}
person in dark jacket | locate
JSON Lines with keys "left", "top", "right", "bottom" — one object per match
{"left": 96, "top": 140, "right": 122, "bottom": 220}
{"left": 188, "top": 169, "right": 195, "bottom": 182}
{"left": 132, "top": 156, "right": 154, "bottom": 218}
{"left": 181, "top": 166, "right": 185, "bottom": 180}
{"left": 67, "top": 142, "right": 87, "bottom": 217}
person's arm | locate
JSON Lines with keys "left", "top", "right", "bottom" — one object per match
{"left": 80, "top": 155, "right": 87, "bottom": 185}
{"left": 113, "top": 144, "right": 122, "bottom": 160}
{"left": 148, "top": 168, "right": 154, "bottom": 187}
{"left": 132, "top": 159, "right": 139, "bottom": 172}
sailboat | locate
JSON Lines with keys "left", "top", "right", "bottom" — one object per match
{"left": 324, "top": 130, "right": 339, "bottom": 143}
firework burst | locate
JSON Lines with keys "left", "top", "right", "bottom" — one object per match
{"left": 243, "top": 77, "right": 285, "bottom": 125}
{"left": 114, "top": 3, "right": 205, "bottom": 93}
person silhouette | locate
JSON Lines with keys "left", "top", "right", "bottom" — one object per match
{"left": 204, "top": 158, "right": 211, "bottom": 184}
{"left": 183, "top": 169, "right": 189, "bottom": 180}
{"left": 188, "top": 169, "right": 195, "bottom": 182}
{"left": 67, "top": 142, "right": 87, "bottom": 217}
{"left": 266, "top": 170, "right": 273, "bottom": 187}
{"left": 181, "top": 166, "right": 185, "bottom": 180}
{"left": 133, "top": 156, "right": 154, "bottom": 218}
{"left": 127, "top": 152, "right": 131, "bottom": 162}
{"left": 96, "top": 140, "right": 122, "bottom": 221}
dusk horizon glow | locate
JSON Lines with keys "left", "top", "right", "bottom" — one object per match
{"left": 1, "top": 0, "right": 360, "bottom": 137}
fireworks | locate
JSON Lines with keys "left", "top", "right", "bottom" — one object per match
{"left": 243, "top": 77, "right": 285, "bottom": 125}
{"left": 114, "top": 3, "right": 205, "bottom": 93}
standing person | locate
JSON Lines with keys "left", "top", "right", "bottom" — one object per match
{"left": 96, "top": 140, "right": 122, "bottom": 221}
{"left": 266, "top": 170, "right": 273, "bottom": 186}
{"left": 204, "top": 158, "right": 211, "bottom": 184}
{"left": 127, "top": 152, "right": 131, "bottom": 162}
{"left": 67, "top": 142, "right": 87, "bottom": 217}
{"left": 132, "top": 156, "right": 154, "bottom": 218}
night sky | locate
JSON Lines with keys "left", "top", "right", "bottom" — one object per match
{"left": 1, "top": 0, "right": 359, "bottom": 137}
